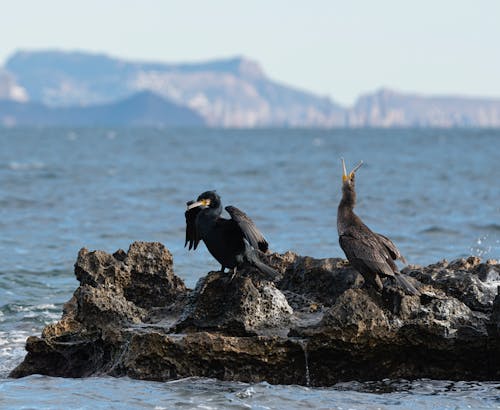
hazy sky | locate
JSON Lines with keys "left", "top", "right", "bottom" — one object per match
{"left": 1, "top": 0, "right": 499, "bottom": 105}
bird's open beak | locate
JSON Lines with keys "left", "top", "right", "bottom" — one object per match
{"left": 186, "top": 198, "right": 211, "bottom": 210}
{"left": 341, "top": 158, "right": 363, "bottom": 181}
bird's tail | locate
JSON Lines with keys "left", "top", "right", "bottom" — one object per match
{"left": 244, "top": 243, "right": 278, "bottom": 280}
{"left": 393, "top": 273, "right": 420, "bottom": 296}
{"left": 251, "top": 257, "right": 278, "bottom": 279}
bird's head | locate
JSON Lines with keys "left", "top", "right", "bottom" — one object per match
{"left": 341, "top": 158, "right": 363, "bottom": 190}
{"left": 186, "top": 190, "right": 221, "bottom": 210}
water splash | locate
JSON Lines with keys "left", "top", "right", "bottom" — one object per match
{"left": 296, "top": 339, "right": 310, "bottom": 387}
{"left": 0, "top": 330, "right": 31, "bottom": 377}
{"left": 470, "top": 234, "right": 495, "bottom": 258}
{"left": 235, "top": 386, "right": 255, "bottom": 399}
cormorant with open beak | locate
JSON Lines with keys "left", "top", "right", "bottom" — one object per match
{"left": 337, "top": 159, "right": 419, "bottom": 295}
{"left": 185, "top": 190, "right": 277, "bottom": 278}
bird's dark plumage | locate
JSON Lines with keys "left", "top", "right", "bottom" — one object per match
{"left": 225, "top": 205, "right": 269, "bottom": 253}
{"left": 185, "top": 200, "right": 201, "bottom": 250}
{"left": 184, "top": 191, "right": 276, "bottom": 278}
{"left": 337, "top": 160, "right": 419, "bottom": 296}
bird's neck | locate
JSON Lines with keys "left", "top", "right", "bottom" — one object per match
{"left": 198, "top": 206, "right": 222, "bottom": 224}
{"left": 339, "top": 186, "right": 356, "bottom": 210}
{"left": 337, "top": 188, "right": 357, "bottom": 234}
{"left": 197, "top": 207, "right": 221, "bottom": 237}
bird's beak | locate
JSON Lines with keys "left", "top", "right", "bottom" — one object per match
{"left": 349, "top": 160, "right": 363, "bottom": 177}
{"left": 186, "top": 198, "right": 210, "bottom": 210}
{"left": 341, "top": 158, "right": 363, "bottom": 181}
{"left": 341, "top": 158, "right": 348, "bottom": 182}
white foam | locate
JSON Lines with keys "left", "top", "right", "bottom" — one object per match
{"left": 0, "top": 330, "right": 30, "bottom": 377}
{"left": 11, "top": 303, "right": 57, "bottom": 312}
{"left": 8, "top": 161, "right": 45, "bottom": 171}
{"left": 484, "top": 268, "right": 500, "bottom": 282}
{"left": 236, "top": 387, "right": 256, "bottom": 399}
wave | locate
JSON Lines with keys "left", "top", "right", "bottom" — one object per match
{"left": 1, "top": 303, "right": 62, "bottom": 322}
{"left": 3, "top": 303, "right": 58, "bottom": 313}
{"left": 419, "top": 226, "right": 461, "bottom": 235}
{"left": 471, "top": 223, "right": 500, "bottom": 232}
{"left": 332, "top": 378, "right": 500, "bottom": 396}
{"left": 0, "top": 268, "right": 70, "bottom": 277}
{"left": 0, "top": 197, "right": 38, "bottom": 208}
{"left": 0, "top": 330, "right": 31, "bottom": 378}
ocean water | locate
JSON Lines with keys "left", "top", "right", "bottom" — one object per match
{"left": 0, "top": 128, "right": 499, "bottom": 409}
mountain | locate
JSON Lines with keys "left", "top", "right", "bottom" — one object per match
{"left": 5, "top": 50, "right": 345, "bottom": 127}
{"left": 3, "top": 50, "right": 500, "bottom": 128}
{"left": 0, "top": 69, "right": 28, "bottom": 102}
{"left": 0, "top": 91, "right": 204, "bottom": 127}
{"left": 348, "top": 88, "right": 500, "bottom": 127}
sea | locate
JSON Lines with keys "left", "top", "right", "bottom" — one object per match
{"left": 0, "top": 128, "right": 499, "bottom": 409}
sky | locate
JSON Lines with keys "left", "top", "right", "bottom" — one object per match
{"left": 1, "top": 0, "right": 499, "bottom": 105}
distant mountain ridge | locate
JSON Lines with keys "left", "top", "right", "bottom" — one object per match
{"left": 0, "top": 69, "right": 28, "bottom": 102}
{"left": 0, "top": 90, "right": 204, "bottom": 127}
{"left": 5, "top": 50, "right": 344, "bottom": 127}
{"left": 348, "top": 88, "right": 500, "bottom": 127}
{"left": 2, "top": 49, "right": 500, "bottom": 128}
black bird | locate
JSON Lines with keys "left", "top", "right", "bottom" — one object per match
{"left": 337, "top": 159, "right": 419, "bottom": 295}
{"left": 185, "top": 190, "right": 277, "bottom": 278}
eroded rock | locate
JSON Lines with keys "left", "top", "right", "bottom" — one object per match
{"left": 175, "top": 269, "right": 292, "bottom": 336}
{"left": 9, "top": 242, "right": 500, "bottom": 384}
{"left": 403, "top": 256, "right": 500, "bottom": 313}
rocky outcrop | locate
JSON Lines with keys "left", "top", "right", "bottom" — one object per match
{"left": 10, "top": 243, "right": 500, "bottom": 385}
{"left": 174, "top": 270, "right": 293, "bottom": 336}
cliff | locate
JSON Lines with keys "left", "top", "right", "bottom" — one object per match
{"left": 348, "top": 88, "right": 500, "bottom": 127}
{"left": 4, "top": 50, "right": 500, "bottom": 128}
{"left": 5, "top": 50, "right": 344, "bottom": 127}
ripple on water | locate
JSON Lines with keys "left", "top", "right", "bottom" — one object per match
{"left": 419, "top": 226, "right": 461, "bottom": 235}
{"left": 471, "top": 223, "right": 500, "bottom": 232}
{"left": 1, "top": 375, "right": 500, "bottom": 409}
{"left": 0, "top": 128, "right": 499, "bottom": 408}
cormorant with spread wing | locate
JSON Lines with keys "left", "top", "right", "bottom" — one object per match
{"left": 185, "top": 190, "right": 276, "bottom": 278}
{"left": 337, "top": 159, "right": 419, "bottom": 295}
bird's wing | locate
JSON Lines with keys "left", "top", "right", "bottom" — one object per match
{"left": 185, "top": 203, "right": 201, "bottom": 250}
{"left": 225, "top": 205, "right": 269, "bottom": 252}
{"left": 375, "top": 232, "right": 407, "bottom": 264}
{"left": 339, "top": 231, "right": 396, "bottom": 277}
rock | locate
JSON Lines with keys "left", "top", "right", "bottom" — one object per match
{"left": 489, "top": 289, "right": 500, "bottom": 336}
{"left": 10, "top": 241, "right": 187, "bottom": 378}
{"left": 9, "top": 242, "right": 500, "bottom": 384}
{"left": 403, "top": 256, "right": 500, "bottom": 313}
{"left": 175, "top": 269, "right": 292, "bottom": 336}
{"left": 76, "top": 242, "right": 186, "bottom": 311}
{"left": 277, "top": 254, "right": 362, "bottom": 308}
{"left": 117, "top": 331, "right": 305, "bottom": 384}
